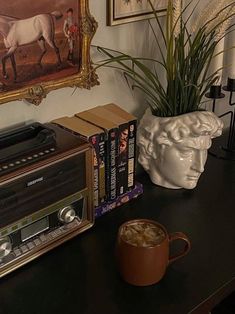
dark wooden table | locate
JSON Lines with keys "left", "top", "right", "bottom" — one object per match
{"left": 0, "top": 154, "right": 235, "bottom": 314}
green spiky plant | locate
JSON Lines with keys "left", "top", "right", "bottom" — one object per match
{"left": 95, "top": 0, "right": 235, "bottom": 117}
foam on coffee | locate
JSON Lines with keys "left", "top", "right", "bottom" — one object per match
{"left": 121, "top": 222, "right": 166, "bottom": 247}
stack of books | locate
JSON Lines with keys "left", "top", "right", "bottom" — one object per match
{"left": 52, "top": 104, "right": 143, "bottom": 218}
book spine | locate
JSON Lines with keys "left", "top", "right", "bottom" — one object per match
{"left": 90, "top": 135, "right": 100, "bottom": 208}
{"left": 98, "top": 132, "right": 106, "bottom": 204}
{"left": 117, "top": 123, "right": 129, "bottom": 196}
{"left": 107, "top": 129, "right": 118, "bottom": 201}
{"left": 127, "top": 120, "right": 137, "bottom": 189}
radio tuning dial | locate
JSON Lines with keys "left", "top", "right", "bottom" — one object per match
{"left": 0, "top": 237, "right": 12, "bottom": 259}
{"left": 58, "top": 206, "right": 76, "bottom": 224}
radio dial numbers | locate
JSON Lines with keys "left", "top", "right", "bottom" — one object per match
{"left": 0, "top": 237, "right": 12, "bottom": 259}
{"left": 58, "top": 206, "right": 76, "bottom": 224}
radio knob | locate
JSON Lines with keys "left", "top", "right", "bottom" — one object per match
{"left": 58, "top": 206, "right": 76, "bottom": 224}
{"left": 0, "top": 237, "right": 12, "bottom": 259}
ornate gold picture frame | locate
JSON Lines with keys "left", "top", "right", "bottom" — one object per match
{"left": 0, "top": 0, "right": 98, "bottom": 106}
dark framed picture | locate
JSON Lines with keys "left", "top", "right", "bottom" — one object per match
{"left": 107, "top": 0, "right": 167, "bottom": 26}
{"left": 0, "top": 0, "right": 98, "bottom": 106}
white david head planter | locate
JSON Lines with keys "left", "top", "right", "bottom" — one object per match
{"left": 137, "top": 109, "right": 224, "bottom": 189}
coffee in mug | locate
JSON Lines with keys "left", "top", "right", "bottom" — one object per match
{"left": 116, "top": 219, "right": 191, "bottom": 286}
{"left": 120, "top": 221, "right": 166, "bottom": 247}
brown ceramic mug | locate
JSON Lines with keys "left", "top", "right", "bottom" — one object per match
{"left": 116, "top": 219, "right": 191, "bottom": 286}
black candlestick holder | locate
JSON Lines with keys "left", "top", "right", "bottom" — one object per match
{"left": 205, "top": 85, "right": 225, "bottom": 112}
{"left": 207, "top": 79, "right": 235, "bottom": 160}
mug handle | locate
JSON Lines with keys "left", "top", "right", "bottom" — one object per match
{"left": 168, "top": 232, "right": 191, "bottom": 264}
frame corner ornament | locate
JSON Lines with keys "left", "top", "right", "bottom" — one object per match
{"left": 26, "top": 85, "right": 48, "bottom": 106}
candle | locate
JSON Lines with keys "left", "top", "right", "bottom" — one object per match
{"left": 226, "top": 28, "right": 235, "bottom": 79}
{"left": 209, "top": 37, "right": 225, "bottom": 85}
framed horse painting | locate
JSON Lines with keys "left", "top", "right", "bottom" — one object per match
{"left": 107, "top": 0, "right": 167, "bottom": 26}
{"left": 0, "top": 0, "right": 98, "bottom": 105}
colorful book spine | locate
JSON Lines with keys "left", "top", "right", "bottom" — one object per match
{"left": 75, "top": 111, "right": 119, "bottom": 202}
{"left": 90, "top": 135, "right": 100, "bottom": 207}
{"left": 101, "top": 104, "right": 137, "bottom": 191}
{"left": 127, "top": 120, "right": 137, "bottom": 189}
{"left": 117, "top": 123, "right": 129, "bottom": 195}
{"left": 108, "top": 129, "right": 118, "bottom": 201}
{"left": 98, "top": 133, "right": 106, "bottom": 203}
{"left": 78, "top": 132, "right": 106, "bottom": 206}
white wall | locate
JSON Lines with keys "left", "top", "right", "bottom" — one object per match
{"left": 0, "top": 0, "right": 232, "bottom": 129}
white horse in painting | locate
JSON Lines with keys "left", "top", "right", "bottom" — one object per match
{"left": 0, "top": 11, "right": 63, "bottom": 82}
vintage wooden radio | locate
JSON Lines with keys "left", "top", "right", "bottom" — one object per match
{"left": 0, "top": 122, "right": 94, "bottom": 278}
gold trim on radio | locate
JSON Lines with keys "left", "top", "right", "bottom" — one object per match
{"left": 0, "top": 189, "right": 88, "bottom": 237}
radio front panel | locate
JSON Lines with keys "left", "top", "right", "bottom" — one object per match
{"left": 0, "top": 189, "right": 91, "bottom": 278}
{"left": 0, "top": 122, "right": 94, "bottom": 278}
{"left": 0, "top": 154, "right": 86, "bottom": 229}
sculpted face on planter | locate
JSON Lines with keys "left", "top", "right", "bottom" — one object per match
{"left": 137, "top": 110, "right": 223, "bottom": 189}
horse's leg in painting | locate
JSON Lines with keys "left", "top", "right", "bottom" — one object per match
{"left": 2, "top": 46, "right": 17, "bottom": 80}
{"left": 45, "top": 37, "right": 61, "bottom": 66}
{"left": 2, "top": 55, "right": 9, "bottom": 79}
{"left": 10, "top": 54, "right": 17, "bottom": 82}
{"left": 37, "top": 38, "right": 47, "bottom": 68}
